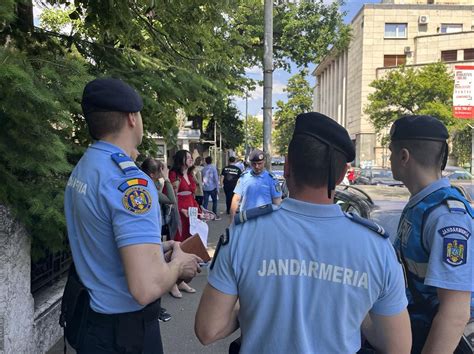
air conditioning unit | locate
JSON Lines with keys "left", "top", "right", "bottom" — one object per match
{"left": 404, "top": 46, "right": 411, "bottom": 53}
{"left": 419, "top": 15, "right": 429, "bottom": 24}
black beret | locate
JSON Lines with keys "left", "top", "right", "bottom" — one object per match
{"left": 390, "top": 115, "right": 448, "bottom": 142}
{"left": 81, "top": 78, "right": 143, "bottom": 115}
{"left": 292, "top": 112, "right": 355, "bottom": 162}
{"left": 249, "top": 149, "right": 265, "bottom": 162}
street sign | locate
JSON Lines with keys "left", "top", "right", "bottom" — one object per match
{"left": 453, "top": 65, "right": 474, "bottom": 120}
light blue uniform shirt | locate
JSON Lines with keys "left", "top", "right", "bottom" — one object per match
{"left": 209, "top": 198, "right": 407, "bottom": 353}
{"left": 403, "top": 178, "right": 473, "bottom": 293}
{"left": 233, "top": 170, "right": 281, "bottom": 212}
{"left": 64, "top": 141, "right": 161, "bottom": 314}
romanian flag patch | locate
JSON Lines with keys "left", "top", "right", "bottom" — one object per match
{"left": 118, "top": 178, "right": 148, "bottom": 192}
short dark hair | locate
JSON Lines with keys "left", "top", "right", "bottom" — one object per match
{"left": 229, "top": 156, "right": 236, "bottom": 163}
{"left": 194, "top": 156, "right": 202, "bottom": 166}
{"left": 288, "top": 135, "right": 346, "bottom": 188}
{"left": 85, "top": 111, "right": 128, "bottom": 140}
{"left": 141, "top": 157, "right": 159, "bottom": 177}
{"left": 391, "top": 139, "right": 446, "bottom": 169}
{"left": 205, "top": 156, "right": 212, "bottom": 164}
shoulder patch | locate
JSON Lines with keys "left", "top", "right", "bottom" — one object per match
{"left": 111, "top": 153, "right": 139, "bottom": 174}
{"left": 118, "top": 178, "right": 148, "bottom": 192}
{"left": 438, "top": 225, "right": 471, "bottom": 239}
{"left": 345, "top": 212, "right": 389, "bottom": 239}
{"left": 234, "top": 204, "right": 275, "bottom": 225}
{"left": 443, "top": 238, "right": 467, "bottom": 266}
{"left": 122, "top": 186, "right": 152, "bottom": 214}
{"left": 446, "top": 200, "right": 467, "bottom": 214}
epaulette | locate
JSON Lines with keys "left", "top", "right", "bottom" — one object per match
{"left": 111, "top": 153, "right": 139, "bottom": 175}
{"left": 268, "top": 172, "right": 278, "bottom": 180}
{"left": 446, "top": 199, "right": 467, "bottom": 214}
{"left": 344, "top": 212, "right": 389, "bottom": 239}
{"left": 234, "top": 204, "right": 276, "bottom": 225}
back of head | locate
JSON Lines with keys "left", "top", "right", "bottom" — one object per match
{"left": 289, "top": 112, "right": 355, "bottom": 195}
{"left": 205, "top": 156, "right": 212, "bottom": 165}
{"left": 390, "top": 115, "right": 448, "bottom": 170}
{"left": 194, "top": 156, "right": 202, "bottom": 166}
{"left": 81, "top": 78, "right": 143, "bottom": 140}
{"left": 140, "top": 157, "right": 159, "bottom": 177}
{"left": 229, "top": 156, "right": 236, "bottom": 163}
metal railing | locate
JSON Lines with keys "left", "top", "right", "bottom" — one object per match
{"left": 31, "top": 249, "right": 71, "bottom": 294}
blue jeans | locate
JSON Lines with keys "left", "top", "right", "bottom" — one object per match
{"left": 203, "top": 188, "right": 218, "bottom": 214}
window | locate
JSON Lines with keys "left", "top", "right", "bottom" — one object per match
{"left": 464, "top": 48, "right": 474, "bottom": 60}
{"left": 384, "top": 55, "right": 406, "bottom": 67}
{"left": 441, "top": 50, "right": 457, "bottom": 62}
{"left": 440, "top": 24, "right": 463, "bottom": 33}
{"left": 384, "top": 23, "right": 407, "bottom": 39}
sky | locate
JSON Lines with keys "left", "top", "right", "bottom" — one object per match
{"left": 233, "top": 0, "right": 381, "bottom": 118}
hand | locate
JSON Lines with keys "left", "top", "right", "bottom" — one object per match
{"left": 171, "top": 243, "right": 202, "bottom": 283}
{"left": 181, "top": 209, "right": 189, "bottom": 218}
{"left": 162, "top": 240, "right": 176, "bottom": 254}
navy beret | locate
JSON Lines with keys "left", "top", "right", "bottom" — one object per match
{"left": 81, "top": 78, "right": 143, "bottom": 115}
{"left": 249, "top": 149, "right": 265, "bottom": 162}
{"left": 292, "top": 112, "right": 355, "bottom": 162}
{"left": 390, "top": 115, "right": 448, "bottom": 142}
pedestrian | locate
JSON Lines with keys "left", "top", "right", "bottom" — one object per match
{"left": 235, "top": 157, "right": 245, "bottom": 172}
{"left": 202, "top": 156, "right": 221, "bottom": 219}
{"left": 193, "top": 156, "right": 204, "bottom": 206}
{"left": 168, "top": 150, "right": 200, "bottom": 297}
{"left": 221, "top": 156, "right": 242, "bottom": 215}
{"left": 195, "top": 112, "right": 411, "bottom": 353}
{"left": 62, "top": 78, "right": 201, "bottom": 353}
{"left": 389, "top": 115, "right": 473, "bottom": 353}
{"left": 229, "top": 149, "right": 282, "bottom": 223}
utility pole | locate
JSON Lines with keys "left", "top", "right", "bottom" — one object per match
{"left": 263, "top": 0, "right": 273, "bottom": 170}
{"left": 245, "top": 92, "right": 249, "bottom": 160}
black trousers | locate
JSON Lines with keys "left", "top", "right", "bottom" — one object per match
{"left": 223, "top": 186, "right": 235, "bottom": 214}
{"left": 77, "top": 302, "right": 163, "bottom": 354}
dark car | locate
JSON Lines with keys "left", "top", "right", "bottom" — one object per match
{"left": 271, "top": 169, "right": 289, "bottom": 199}
{"left": 355, "top": 168, "right": 403, "bottom": 187}
{"left": 271, "top": 156, "right": 285, "bottom": 165}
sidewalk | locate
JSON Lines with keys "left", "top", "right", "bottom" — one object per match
{"left": 47, "top": 191, "right": 236, "bottom": 354}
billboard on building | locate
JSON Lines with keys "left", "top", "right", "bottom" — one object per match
{"left": 453, "top": 65, "right": 474, "bottom": 120}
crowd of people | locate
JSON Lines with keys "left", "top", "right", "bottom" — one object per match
{"left": 60, "top": 78, "right": 472, "bottom": 354}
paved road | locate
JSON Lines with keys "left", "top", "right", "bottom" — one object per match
{"left": 48, "top": 192, "right": 239, "bottom": 354}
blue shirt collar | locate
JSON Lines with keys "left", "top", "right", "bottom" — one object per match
{"left": 280, "top": 197, "right": 344, "bottom": 218}
{"left": 90, "top": 141, "right": 128, "bottom": 155}
{"left": 407, "top": 177, "right": 451, "bottom": 207}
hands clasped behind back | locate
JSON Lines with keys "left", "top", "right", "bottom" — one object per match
{"left": 171, "top": 242, "right": 202, "bottom": 283}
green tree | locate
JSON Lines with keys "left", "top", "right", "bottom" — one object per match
{"left": 0, "top": 0, "right": 349, "bottom": 257}
{"left": 244, "top": 116, "right": 264, "bottom": 150}
{"left": 365, "top": 62, "right": 470, "bottom": 163}
{"left": 274, "top": 69, "right": 313, "bottom": 155}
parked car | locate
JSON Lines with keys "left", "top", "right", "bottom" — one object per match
{"left": 271, "top": 169, "right": 289, "bottom": 199}
{"left": 271, "top": 156, "right": 285, "bottom": 165}
{"left": 354, "top": 167, "right": 404, "bottom": 187}
{"left": 443, "top": 166, "right": 473, "bottom": 181}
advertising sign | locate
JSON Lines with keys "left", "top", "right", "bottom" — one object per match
{"left": 453, "top": 65, "right": 474, "bottom": 120}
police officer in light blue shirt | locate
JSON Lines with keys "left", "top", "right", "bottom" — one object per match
{"left": 64, "top": 78, "right": 201, "bottom": 353}
{"left": 229, "top": 149, "right": 282, "bottom": 223}
{"left": 389, "top": 115, "right": 474, "bottom": 354}
{"left": 195, "top": 112, "right": 411, "bottom": 353}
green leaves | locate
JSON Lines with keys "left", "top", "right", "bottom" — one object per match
{"left": 365, "top": 62, "right": 471, "bottom": 165}
{"left": 274, "top": 69, "right": 312, "bottom": 155}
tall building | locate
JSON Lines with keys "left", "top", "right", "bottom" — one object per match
{"left": 313, "top": 0, "right": 474, "bottom": 167}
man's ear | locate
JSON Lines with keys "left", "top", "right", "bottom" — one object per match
{"left": 127, "top": 112, "right": 137, "bottom": 127}
{"left": 335, "top": 163, "right": 349, "bottom": 185}
{"left": 400, "top": 148, "right": 410, "bottom": 167}
{"left": 283, "top": 155, "right": 290, "bottom": 179}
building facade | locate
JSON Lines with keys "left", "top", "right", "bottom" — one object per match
{"left": 313, "top": 0, "right": 474, "bottom": 167}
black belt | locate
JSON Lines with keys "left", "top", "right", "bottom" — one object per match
{"left": 88, "top": 299, "right": 161, "bottom": 324}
